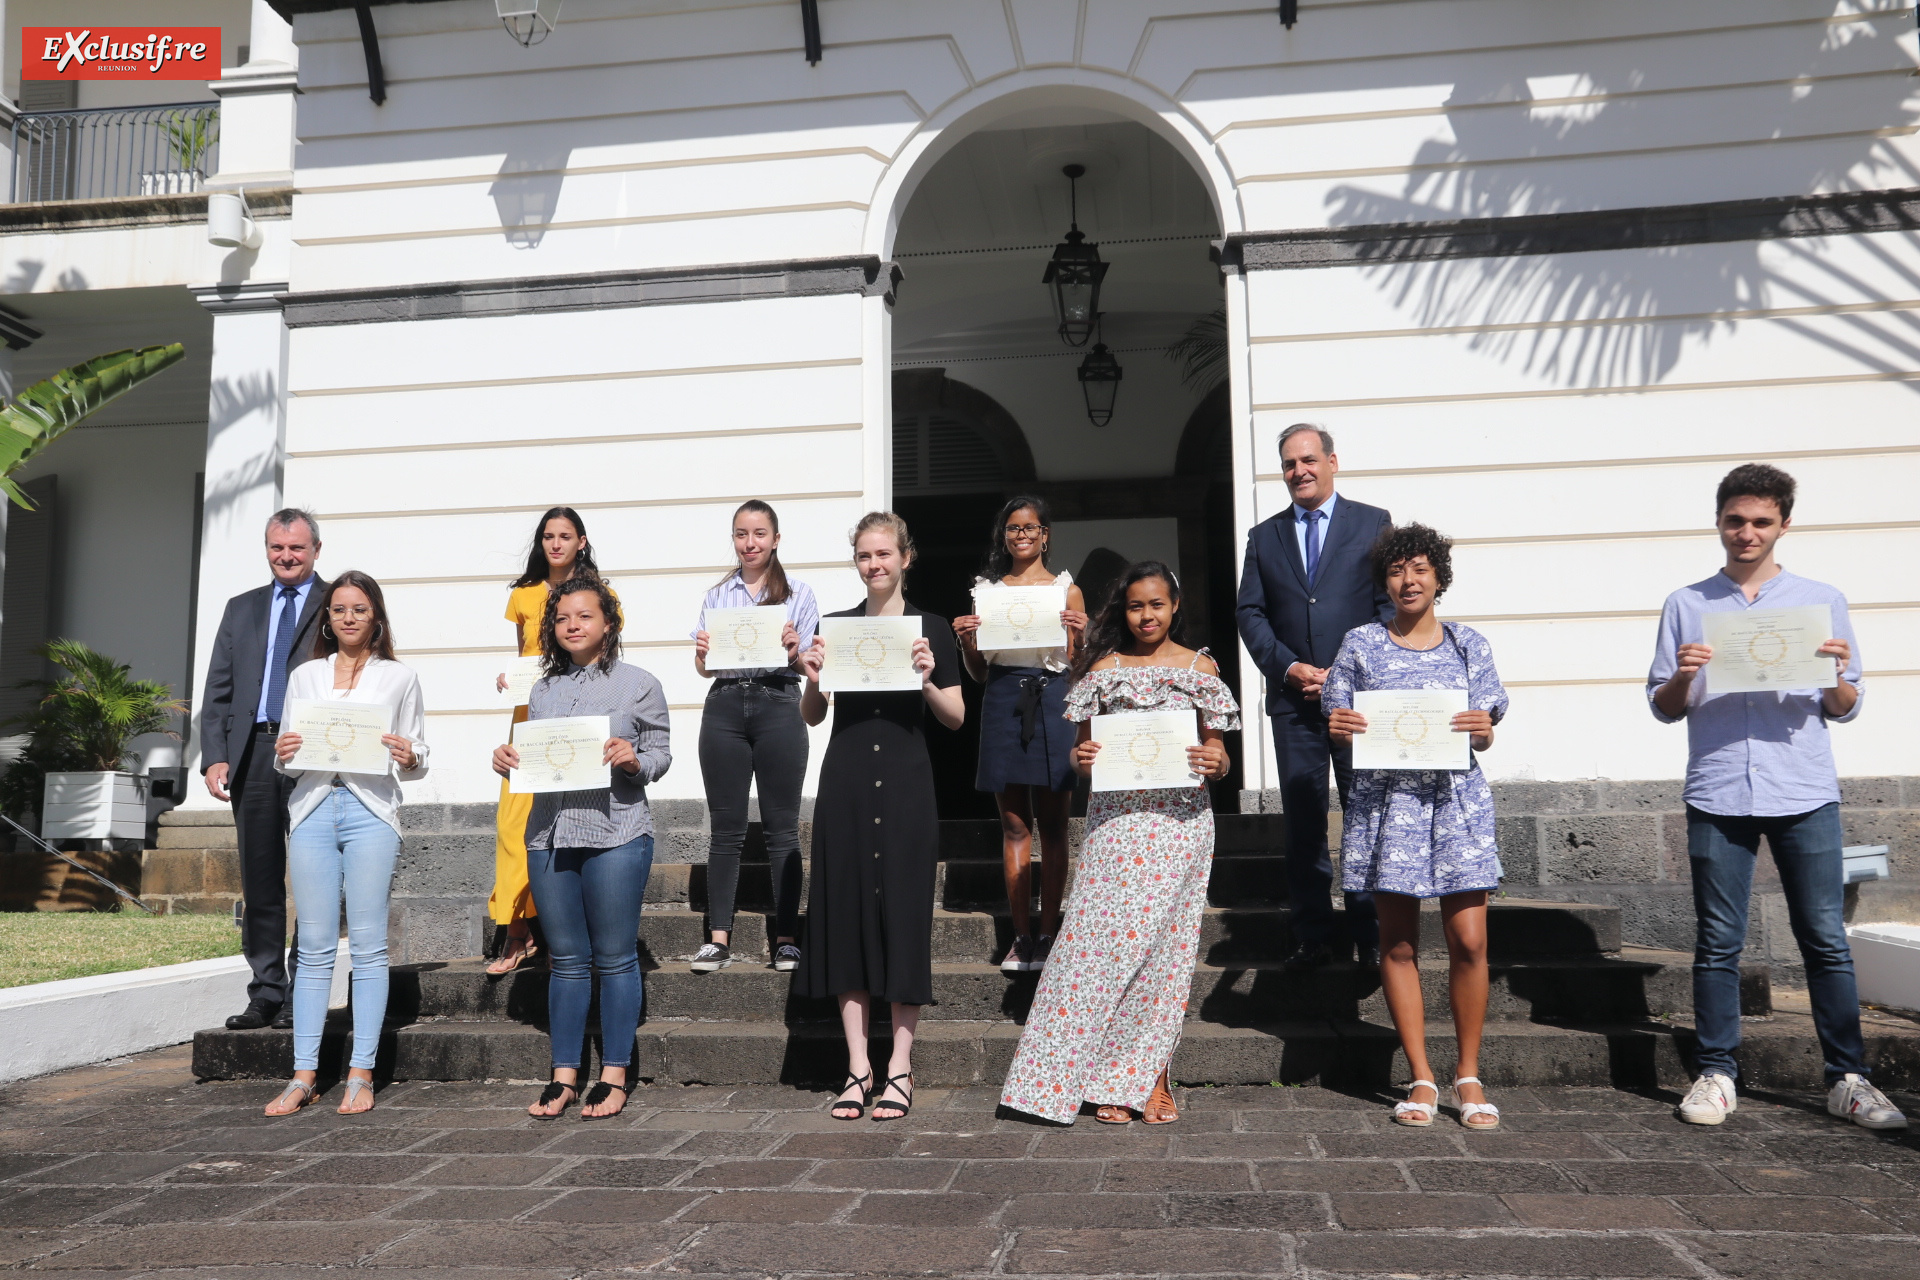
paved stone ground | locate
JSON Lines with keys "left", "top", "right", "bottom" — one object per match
{"left": 3, "top": 1047, "right": 1919, "bottom": 1278}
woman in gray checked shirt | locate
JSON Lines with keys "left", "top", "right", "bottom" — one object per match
{"left": 491, "top": 575, "right": 671, "bottom": 1122}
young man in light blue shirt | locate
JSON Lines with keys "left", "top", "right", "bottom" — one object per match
{"left": 1647, "top": 464, "right": 1903, "bottom": 1130}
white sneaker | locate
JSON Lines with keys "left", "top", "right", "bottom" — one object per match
{"left": 1827, "top": 1074, "right": 1909, "bottom": 1130}
{"left": 1677, "top": 1073, "right": 1737, "bottom": 1125}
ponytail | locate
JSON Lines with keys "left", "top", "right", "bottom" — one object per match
{"left": 716, "top": 499, "right": 791, "bottom": 606}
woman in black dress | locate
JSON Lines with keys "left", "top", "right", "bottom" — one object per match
{"left": 796, "top": 511, "right": 964, "bottom": 1122}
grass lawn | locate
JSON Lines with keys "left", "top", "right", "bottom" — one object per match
{"left": 0, "top": 911, "right": 242, "bottom": 989}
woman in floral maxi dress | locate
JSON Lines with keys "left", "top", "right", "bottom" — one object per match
{"left": 1000, "top": 562, "right": 1239, "bottom": 1126}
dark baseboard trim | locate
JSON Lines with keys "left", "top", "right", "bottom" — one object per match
{"left": 1219, "top": 188, "right": 1920, "bottom": 271}
{"left": 279, "top": 255, "right": 902, "bottom": 327}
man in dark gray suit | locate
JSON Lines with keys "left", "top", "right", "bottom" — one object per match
{"left": 199, "top": 508, "right": 328, "bottom": 1029}
{"left": 1236, "top": 424, "right": 1393, "bottom": 972}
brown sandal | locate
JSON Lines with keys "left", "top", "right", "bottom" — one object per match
{"left": 1142, "top": 1069, "right": 1179, "bottom": 1125}
{"left": 1095, "top": 1105, "right": 1133, "bottom": 1125}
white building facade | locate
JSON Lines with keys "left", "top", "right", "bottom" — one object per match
{"left": 5, "top": 0, "right": 1918, "bottom": 814}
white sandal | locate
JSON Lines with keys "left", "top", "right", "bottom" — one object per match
{"left": 1392, "top": 1079, "right": 1438, "bottom": 1127}
{"left": 1452, "top": 1076, "right": 1500, "bottom": 1130}
{"left": 263, "top": 1078, "right": 314, "bottom": 1117}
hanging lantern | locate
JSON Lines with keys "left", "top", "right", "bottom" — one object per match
{"left": 498, "top": 0, "right": 562, "bottom": 45}
{"left": 1042, "top": 164, "right": 1108, "bottom": 347}
{"left": 1077, "top": 340, "right": 1123, "bottom": 427}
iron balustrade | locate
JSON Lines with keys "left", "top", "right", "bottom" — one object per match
{"left": 8, "top": 102, "right": 220, "bottom": 204}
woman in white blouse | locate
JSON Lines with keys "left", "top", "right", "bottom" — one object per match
{"left": 262, "top": 570, "right": 428, "bottom": 1117}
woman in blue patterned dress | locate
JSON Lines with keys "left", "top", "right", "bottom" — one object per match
{"left": 1323, "top": 524, "right": 1509, "bottom": 1131}
{"left": 1000, "top": 562, "right": 1239, "bottom": 1127}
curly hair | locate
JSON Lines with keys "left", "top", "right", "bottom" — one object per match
{"left": 1715, "top": 463, "right": 1796, "bottom": 521}
{"left": 1370, "top": 523, "right": 1454, "bottom": 598}
{"left": 1071, "top": 561, "right": 1187, "bottom": 680}
{"left": 539, "top": 575, "right": 623, "bottom": 676}
{"left": 980, "top": 494, "right": 1055, "bottom": 581}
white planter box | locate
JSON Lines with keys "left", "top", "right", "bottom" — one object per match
{"left": 42, "top": 771, "right": 148, "bottom": 840}
{"left": 1849, "top": 923, "right": 1920, "bottom": 1013}
{"left": 1843, "top": 844, "right": 1891, "bottom": 884}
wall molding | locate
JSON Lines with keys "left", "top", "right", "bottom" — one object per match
{"left": 279, "top": 256, "right": 902, "bottom": 328}
{"left": 1219, "top": 187, "right": 1920, "bottom": 271}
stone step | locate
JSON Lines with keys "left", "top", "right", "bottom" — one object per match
{"left": 195, "top": 1006, "right": 1915, "bottom": 1092}
{"left": 388, "top": 945, "right": 1747, "bottom": 1027}
{"left": 154, "top": 824, "right": 237, "bottom": 850}
{"left": 631, "top": 899, "right": 1623, "bottom": 966}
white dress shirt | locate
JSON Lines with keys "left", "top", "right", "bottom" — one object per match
{"left": 274, "top": 654, "right": 430, "bottom": 836}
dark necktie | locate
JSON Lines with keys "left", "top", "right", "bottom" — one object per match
{"left": 262, "top": 585, "right": 299, "bottom": 722}
{"left": 1303, "top": 509, "right": 1326, "bottom": 585}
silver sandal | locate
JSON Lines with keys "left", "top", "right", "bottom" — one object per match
{"left": 264, "top": 1078, "right": 314, "bottom": 1117}
{"left": 337, "top": 1078, "right": 375, "bottom": 1115}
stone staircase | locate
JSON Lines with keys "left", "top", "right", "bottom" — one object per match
{"left": 192, "top": 813, "right": 1820, "bottom": 1091}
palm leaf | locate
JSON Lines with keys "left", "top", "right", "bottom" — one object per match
{"left": 0, "top": 345, "right": 187, "bottom": 508}
{"left": 1165, "top": 308, "right": 1227, "bottom": 392}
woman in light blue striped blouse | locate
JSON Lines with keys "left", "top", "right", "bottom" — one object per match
{"left": 688, "top": 500, "right": 819, "bottom": 974}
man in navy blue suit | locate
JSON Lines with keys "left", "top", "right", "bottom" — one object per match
{"left": 1236, "top": 424, "right": 1393, "bottom": 971}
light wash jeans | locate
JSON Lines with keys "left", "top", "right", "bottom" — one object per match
{"left": 288, "top": 784, "right": 401, "bottom": 1071}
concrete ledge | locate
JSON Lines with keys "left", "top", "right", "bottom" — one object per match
{"left": 1, "top": 954, "right": 250, "bottom": 1084}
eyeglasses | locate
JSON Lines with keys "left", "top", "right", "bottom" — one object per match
{"left": 1004, "top": 524, "right": 1046, "bottom": 537}
{"left": 327, "top": 605, "right": 374, "bottom": 619}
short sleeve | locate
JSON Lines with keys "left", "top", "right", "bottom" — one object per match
{"left": 1189, "top": 674, "right": 1242, "bottom": 732}
{"left": 1461, "top": 626, "right": 1509, "bottom": 726}
{"left": 923, "top": 613, "right": 961, "bottom": 690}
{"left": 1322, "top": 632, "right": 1364, "bottom": 713}
{"left": 505, "top": 587, "right": 527, "bottom": 625}
{"left": 1063, "top": 672, "right": 1105, "bottom": 723}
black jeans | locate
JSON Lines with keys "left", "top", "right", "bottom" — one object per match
{"left": 231, "top": 726, "right": 297, "bottom": 1004}
{"left": 699, "top": 679, "right": 808, "bottom": 938}
{"left": 1272, "top": 706, "right": 1377, "bottom": 953}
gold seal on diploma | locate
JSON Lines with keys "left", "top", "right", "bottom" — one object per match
{"left": 543, "top": 736, "right": 577, "bottom": 782}
{"left": 730, "top": 619, "right": 761, "bottom": 660}
{"left": 324, "top": 719, "right": 357, "bottom": 765}
{"left": 1126, "top": 729, "right": 1163, "bottom": 783}
{"left": 1393, "top": 710, "right": 1432, "bottom": 762}
{"left": 1746, "top": 630, "right": 1788, "bottom": 683}
{"left": 854, "top": 634, "right": 890, "bottom": 684}
{"left": 1006, "top": 600, "right": 1035, "bottom": 638}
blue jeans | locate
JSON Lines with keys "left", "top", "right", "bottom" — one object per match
{"left": 288, "top": 785, "right": 401, "bottom": 1072}
{"left": 1689, "top": 802, "right": 1866, "bottom": 1084}
{"left": 528, "top": 834, "right": 653, "bottom": 1070}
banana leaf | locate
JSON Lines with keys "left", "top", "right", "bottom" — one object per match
{"left": 0, "top": 344, "right": 187, "bottom": 508}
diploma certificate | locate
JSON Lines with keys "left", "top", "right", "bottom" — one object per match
{"left": 704, "top": 605, "right": 790, "bottom": 670}
{"left": 819, "top": 616, "right": 923, "bottom": 693}
{"left": 285, "top": 699, "right": 394, "bottom": 775}
{"left": 509, "top": 715, "right": 612, "bottom": 794}
{"left": 1090, "top": 711, "right": 1201, "bottom": 792}
{"left": 1350, "top": 690, "right": 1471, "bottom": 771}
{"left": 1702, "top": 605, "right": 1837, "bottom": 694}
{"left": 973, "top": 583, "right": 1067, "bottom": 652}
{"left": 498, "top": 655, "right": 545, "bottom": 707}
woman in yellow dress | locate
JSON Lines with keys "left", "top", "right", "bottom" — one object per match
{"left": 487, "top": 507, "right": 609, "bottom": 974}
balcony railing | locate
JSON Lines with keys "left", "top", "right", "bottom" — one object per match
{"left": 8, "top": 103, "right": 220, "bottom": 204}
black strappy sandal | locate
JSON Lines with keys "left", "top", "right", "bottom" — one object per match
{"left": 871, "top": 1072, "right": 913, "bottom": 1122}
{"left": 831, "top": 1069, "right": 872, "bottom": 1121}
{"left": 579, "top": 1078, "right": 634, "bottom": 1121}
{"left": 529, "top": 1077, "right": 576, "bottom": 1120}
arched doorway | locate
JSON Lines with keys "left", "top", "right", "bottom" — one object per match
{"left": 886, "top": 107, "right": 1239, "bottom": 814}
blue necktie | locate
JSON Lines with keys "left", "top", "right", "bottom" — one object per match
{"left": 262, "top": 586, "right": 299, "bottom": 722}
{"left": 1303, "top": 509, "right": 1326, "bottom": 585}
